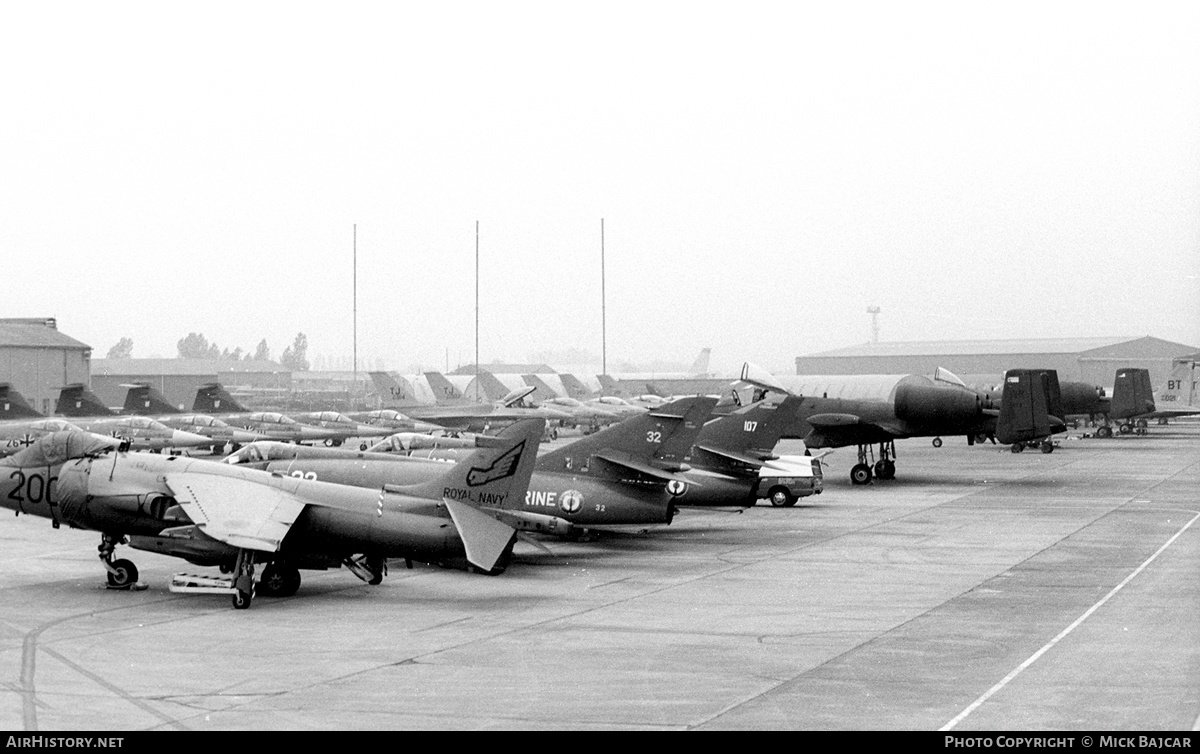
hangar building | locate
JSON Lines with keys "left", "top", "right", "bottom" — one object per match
{"left": 91, "top": 358, "right": 290, "bottom": 411}
{"left": 794, "top": 336, "right": 1198, "bottom": 388}
{"left": 0, "top": 318, "right": 92, "bottom": 415}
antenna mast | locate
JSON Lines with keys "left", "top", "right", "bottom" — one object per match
{"left": 353, "top": 224, "right": 357, "bottom": 404}
{"left": 601, "top": 218, "right": 606, "bottom": 376}
{"left": 475, "top": 220, "right": 480, "bottom": 401}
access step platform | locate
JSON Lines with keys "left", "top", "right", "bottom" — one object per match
{"left": 169, "top": 572, "right": 238, "bottom": 595}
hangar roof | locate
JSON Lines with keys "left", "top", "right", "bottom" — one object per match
{"left": 799, "top": 336, "right": 1192, "bottom": 358}
{"left": 92, "top": 358, "right": 287, "bottom": 376}
{"left": 0, "top": 321, "right": 91, "bottom": 350}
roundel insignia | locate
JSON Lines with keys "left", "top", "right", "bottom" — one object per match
{"left": 559, "top": 490, "right": 584, "bottom": 513}
{"left": 666, "top": 479, "right": 688, "bottom": 497}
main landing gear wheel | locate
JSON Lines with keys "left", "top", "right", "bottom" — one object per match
{"left": 1039, "top": 441, "right": 1054, "bottom": 454}
{"left": 106, "top": 559, "right": 139, "bottom": 589}
{"left": 1118, "top": 423, "right": 1133, "bottom": 435}
{"left": 931, "top": 437, "right": 943, "bottom": 448}
{"left": 1096, "top": 426, "right": 1113, "bottom": 439}
{"left": 258, "top": 562, "right": 302, "bottom": 598}
{"left": 850, "top": 463, "right": 873, "bottom": 485}
{"left": 873, "top": 459, "right": 896, "bottom": 480}
{"left": 768, "top": 486, "right": 796, "bottom": 508}
{"left": 231, "top": 549, "right": 256, "bottom": 610}
{"left": 1011, "top": 443, "right": 1024, "bottom": 453}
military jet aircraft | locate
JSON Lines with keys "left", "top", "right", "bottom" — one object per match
{"left": 120, "top": 383, "right": 266, "bottom": 452}
{"left": 191, "top": 383, "right": 367, "bottom": 445}
{"left": 736, "top": 364, "right": 1060, "bottom": 485}
{"left": 367, "top": 371, "right": 571, "bottom": 434}
{"left": 1, "top": 420, "right": 544, "bottom": 609}
{"left": 51, "top": 384, "right": 214, "bottom": 452}
{"left": 1125, "top": 358, "right": 1200, "bottom": 428}
{"left": 226, "top": 396, "right": 719, "bottom": 538}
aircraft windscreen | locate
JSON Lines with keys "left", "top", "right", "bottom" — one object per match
{"left": 5, "top": 431, "right": 117, "bottom": 466}
{"left": 933, "top": 367, "right": 968, "bottom": 388}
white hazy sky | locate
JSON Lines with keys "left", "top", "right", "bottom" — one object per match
{"left": 3, "top": 2, "right": 1198, "bottom": 376}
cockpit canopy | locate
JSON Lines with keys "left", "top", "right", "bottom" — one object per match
{"left": 4, "top": 431, "right": 118, "bottom": 466}
{"left": 224, "top": 441, "right": 302, "bottom": 464}
{"left": 248, "top": 412, "right": 298, "bottom": 425}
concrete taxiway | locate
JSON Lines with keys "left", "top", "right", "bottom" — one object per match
{"left": 0, "top": 424, "right": 1197, "bottom": 730}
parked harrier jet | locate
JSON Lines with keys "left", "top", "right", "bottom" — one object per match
{"left": 191, "top": 383, "right": 358, "bottom": 445}
{"left": 0, "top": 420, "right": 543, "bottom": 609}
{"left": 736, "top": 364, "right": 1060, "bottom": 485}
{"left": 226, "top": 396, "right": 719, "bottom": 538}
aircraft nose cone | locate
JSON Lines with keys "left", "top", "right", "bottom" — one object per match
{"left": 171, "top": 429, "right": 213, "bottom": 447}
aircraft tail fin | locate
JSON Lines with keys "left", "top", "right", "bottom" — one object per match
{"left": 123, "top": 384, "right": 183, "bottom": 415}
{"left": 537, "top": 395, "right": 717, "bottom": 476}
{"left": 404, "top": 418, "right": 543, "bottom": 507}
{"left": 1157, "top": 359, "right": 1199, "bottom": 408}
{"left": 995, "top": 369, "right": 1053, "bottom": 444}
{"left": 193, "top": 383, "right": 250, "bottom": 414}
{"left": 521, "top": 374, "right": 561, "bottom": 401}
{"left": 0, "top": 383, "right": 45, "bottom": 419}
{"left": 693, "top": 395, "right": 806, "bottom": 468}
{"left": 424, "top": 372, "right": 468, "bottom": 403}
{"left": 559, "top": 374, "right": 594, "bottom": 400}
{"left": 597, "top": 374, "right": 627, "bottom": 398}
{"left": 1110, "top": 368, "right": 1156, "bottom": 420}
{"left": 369, "top": 371, "right": 424, "bottom": 407}
{"left": 55, "top": 384, "right": 115, "bottom": 417}
{"left": 689, "top": 347, "right": 712, "bottom": 376}
{"left": 468, "top": 370, "right": 511, "bottom": 402}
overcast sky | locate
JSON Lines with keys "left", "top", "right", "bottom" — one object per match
{"left": 3, "top": 2, "right": 1198, "bottom": 376}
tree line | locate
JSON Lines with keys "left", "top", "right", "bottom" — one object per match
{"left": 105, "top": 333, "right": 311, "bottom": 371}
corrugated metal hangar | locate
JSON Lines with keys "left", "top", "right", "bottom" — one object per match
{"left": 0, "top": 318, "right": 92, "bottom": 415}
{"left": 794, "top": 336, "right": 1198, "bottom": 387}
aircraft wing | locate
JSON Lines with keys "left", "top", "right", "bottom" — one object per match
{"left": 592, "top": 450, "right": 698, "bottom": 485}
{"left": 693, "top": 443, "right": 773, "bottom": 468}
{"left": 803, "top": 412, "right": 904, "bottom": 448}
{"left": 165, "top": 473, "right": 307, "bottom": 552}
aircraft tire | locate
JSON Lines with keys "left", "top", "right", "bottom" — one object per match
{"left": 850, "top": 464, "right": 872, "bottom": 486}
{"left": 1119, "top": 424, "right": 1133, "bottom": 435}
{"left": 768, "top": 486, "right": 795, "bottom": 508}
{"left": 106, "top": 559, "right": 139, "bottom": 589}
{"left": 1097, "top": 426, "right": 1113, "bottom": 438}
{"left": 258, "top": 562, "right": 301, "bottom": 597}
{"left": 233, "top": 588, "right": 253, "bottom": 610}
{"left": 1136, "top": 419, "right": 1148, "bottom": 429}
{"left": 1040, "top": 441, "right": 1054, "bottom": 454}
{"left": 932, "top": 437, "right": 943, "bottom": 448}
{"left": 878, "top": 460, "right": 896, "bottom": 480}
{"left": 1011, "top": 443, "right": 1024, "bottom": 453}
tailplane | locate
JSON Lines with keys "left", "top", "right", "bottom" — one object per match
{"left": 424, "top": 372, "right": 469, "bottom": 403}
{"left": 1157, "top": 359, "right": 1199, "bottom": 408}
{"left": 692, "top": 395, "right": 806, "bottom": 471}
{"left": 689, "top": 347, "right": 712, "bottom": 376}
{"left": 559, "top": 374, "right": 595, "bottom": 401}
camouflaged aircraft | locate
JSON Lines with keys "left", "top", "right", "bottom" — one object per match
{"left": 0, "top": 420, "right": 544, "bottom": 609}
{"left": 368, "top": 371, "right": 572, "bottom": 434}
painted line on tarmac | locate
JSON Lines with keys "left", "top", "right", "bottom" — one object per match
{"left": 942, "top": 509, "right": 1200, "bottom": 731}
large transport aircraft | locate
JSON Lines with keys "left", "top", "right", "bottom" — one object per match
{"left": 736, "top": 364, "right": 1061, "bottom": 485}
{"left": 226, "top": 396, "right": 720, "bottom": 539}
{"left": 0, "top": 420, "right": 544, "bottom": 609}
